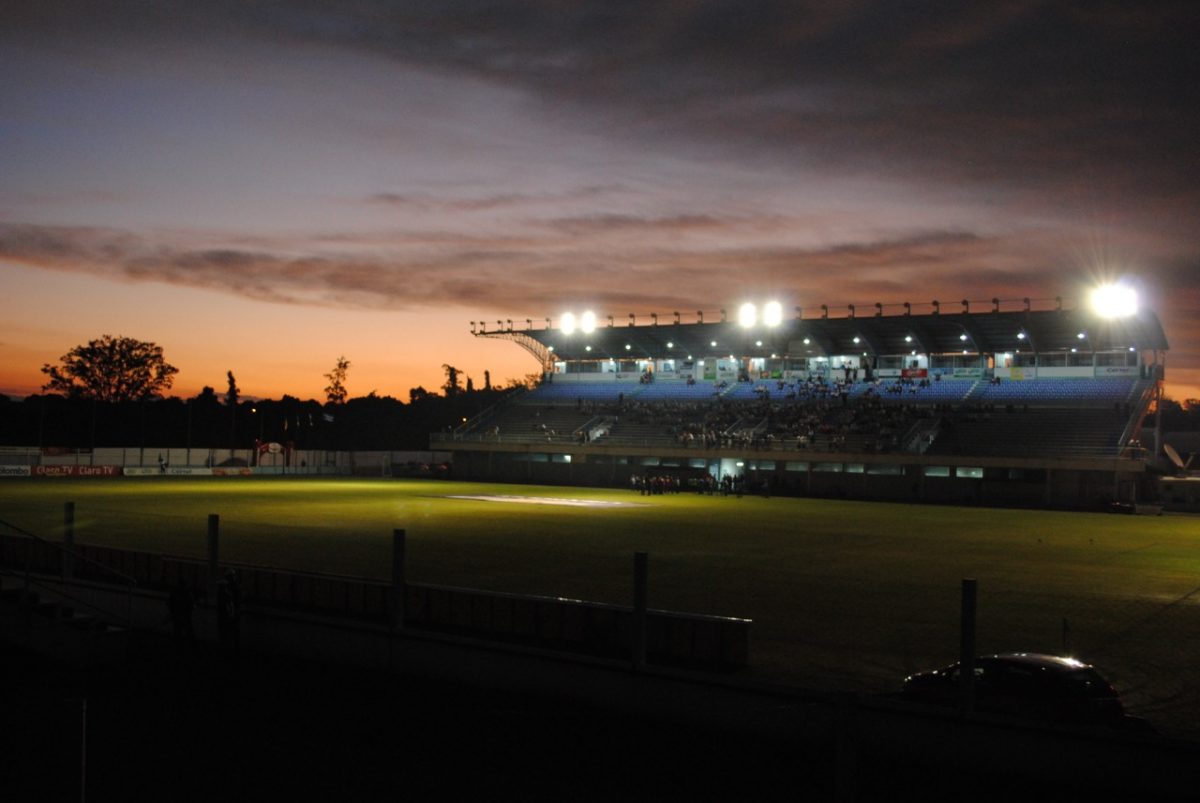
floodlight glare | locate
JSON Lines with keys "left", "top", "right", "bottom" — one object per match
{"left": 738, "top": 302, "right": 757, "bottom": 328}
{"left": 585, "top": 345, "right": 592, "bottom": 352}
{"left": 580, "top": 310, "right": 597, "bottom": 334}
{"left": 561, "top": 312, "right": 577, "bottom": 335}
{"left": 762, "top": 301, "right": 783, "bottom": 328}
{"left": 710, "top": 340, "right": 718, "bottom": 347}
{"left": 959, "top": 333, "right": 968, "bottom": 341}
{"left": 1091, "top": 284, "right": 1138, "bottom": 319}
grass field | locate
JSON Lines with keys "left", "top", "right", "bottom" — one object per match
{"left": 3, "top": 477, "right": 1200, "bottom": 736}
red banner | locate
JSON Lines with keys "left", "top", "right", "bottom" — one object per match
{"left": 901, "top": 368, "right": 928, "bottom": 379}
{"left": 32, "top": 465, "right": 120, "bottom": 478}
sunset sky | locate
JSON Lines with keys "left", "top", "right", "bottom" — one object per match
{"left": 2, "top": 2, "right": 1197, "bottom": 402}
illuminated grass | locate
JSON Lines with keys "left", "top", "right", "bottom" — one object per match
{"left": 3, "top": 477, "right": 1199, "bottom": 734}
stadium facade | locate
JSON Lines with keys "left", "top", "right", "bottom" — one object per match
{"left": 435, "top": 299, "right": 1169, "bottom": 510}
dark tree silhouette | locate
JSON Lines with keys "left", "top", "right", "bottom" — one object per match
{"left": 324, "top": 356, "right": 351, "bottom": 405}
{"left": 226, "top": 371, "right": 240, "bottom": 450}
{"left": 442, "top": 364, "right": 461, "bottom": 397}
{"left": 41, "top": 335, "right": 178, "bottom": 402}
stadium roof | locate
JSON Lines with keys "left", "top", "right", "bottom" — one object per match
{"left": 477, "top": 307, "right": 1168, "bottom": 364}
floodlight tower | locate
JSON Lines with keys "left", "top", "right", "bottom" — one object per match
{"left": 762, "top": 301, "right": 783, "bottom": 327}
{"left": 1090, "top": 284, "right": 1139, "bottom": 319}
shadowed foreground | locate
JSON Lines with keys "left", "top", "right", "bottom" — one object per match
{"left": 2, "top": 630, "right": 1190, "bottom": 802}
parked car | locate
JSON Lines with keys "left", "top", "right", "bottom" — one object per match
{"left": 901, "top": 653, "right": 1128, "bottom": 726}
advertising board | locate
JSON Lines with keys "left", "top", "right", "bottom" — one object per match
{"left": 31, "top": 465, "right": 120, "bottom": 478}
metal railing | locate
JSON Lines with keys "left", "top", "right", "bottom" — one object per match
{"left": 0, "top": 518, "right": 137, "bottom": 637}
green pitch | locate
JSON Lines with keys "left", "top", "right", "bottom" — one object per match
{"left": 3, "top": 477, "right": 1199, "bottom": 736}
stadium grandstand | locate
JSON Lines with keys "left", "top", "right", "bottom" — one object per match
{"left": 436, "top": 290, "right": 1169, "bottom": 509}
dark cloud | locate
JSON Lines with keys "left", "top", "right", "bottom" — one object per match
{"left": 364, "top": 185, "right": 621, "bottom": 213}
{"left": 6, "top": 2, "right": 1198, "bottom": 227}
{"left": 544, "top": 213, "right": 726, "bottom": 236}
{"left": 0, "top": 220, "right": 1106, "bottom": 313}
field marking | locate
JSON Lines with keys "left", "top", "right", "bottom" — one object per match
{"left": 445, "top": 494, "right": 647, "bottom": 508}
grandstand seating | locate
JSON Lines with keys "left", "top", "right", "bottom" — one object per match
{"left": 469, "top": 403, "right": 596, "bottom": 444}
{"left": 634, "top": 381, "right": 727, "bottom": 401}
{"left": 457, "top": 375, "right": 1147, "bottom": 458}
{"left": 968, "top": 377, "right": 1144, "bottom": 407}
{"left": 866, "top": 379, "right": 977, "bottom": 404}
{"left": 522, "top": 381, "right": 641, "bottom": 404}
{"left": 924, "top": 407, "right": 1129, "bottom": 458}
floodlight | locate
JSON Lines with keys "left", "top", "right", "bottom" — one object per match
{"left": 959, "top": 334, "right": 968, "bottom": 341}
{"left": 755, "top": 340, "right": 763, "bottom": 347}
{"left": 803, "top": 337, "right": 811, "bottom": 345}
{"left": 904, "top": 335, "right": 912, "bottom": 343}
{"left": 1090, "top": 284, "right": 1138, "bottom": 319}
{"left": 625, "top": 344, "right": 632, "bottom": 351}
{"left": 710, "top": 340, "right": 717, "bottom": 347}
{"left": 585, "top": 345, "right": 592, "bottom": 352}
{"left": 667, "top": 341, "right": 674, "bottom": 348}
{"left": 763, "top": 301, "right": 783, "bottom": 327}
{"left": 1077, "top": 332, "right": 1086, "bottom": 340}
{"left": 738, "top": 302, "right": 757, "bottom": 328}
{"left": 561, "top": 312, "right": 577, "bottom": 335}
{"left": 852, "top": 336, "right": 860, "bottom": 344}
{"left": 1017, "top": 332, "right": 1026, "bottom": 340}
{"left": 580, "top": 310, "right": 597, "bottom": 334}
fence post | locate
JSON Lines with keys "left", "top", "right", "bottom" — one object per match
{"left": 960, "top": 578, "right": 977, "bottom": 714}
{"left": 392, "top": 529, "right": 406, "bottom": 632}
{"left": 63, "top": 501, "right": 75, "bottom": 579}
{"left": 632, "top": 551, "right": 648, "bottom": 671}
{"left": 206, "top": 514, "right": 220, "bottom": 594}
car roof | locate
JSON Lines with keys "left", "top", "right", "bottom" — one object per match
{"left": 981, "top": 653, "right": 1093, "bottom": 671}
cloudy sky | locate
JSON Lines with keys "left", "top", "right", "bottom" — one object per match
{"left": 2, "top": 1, "right": 1197, "bottom": 401}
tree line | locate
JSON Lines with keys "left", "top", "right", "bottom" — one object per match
{"left": 3, "top": 335, "right": 532, "bottom": 450}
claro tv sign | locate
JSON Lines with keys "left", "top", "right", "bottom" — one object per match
{"left": 25, "top": 465, "right": 121, "bottom": 478}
